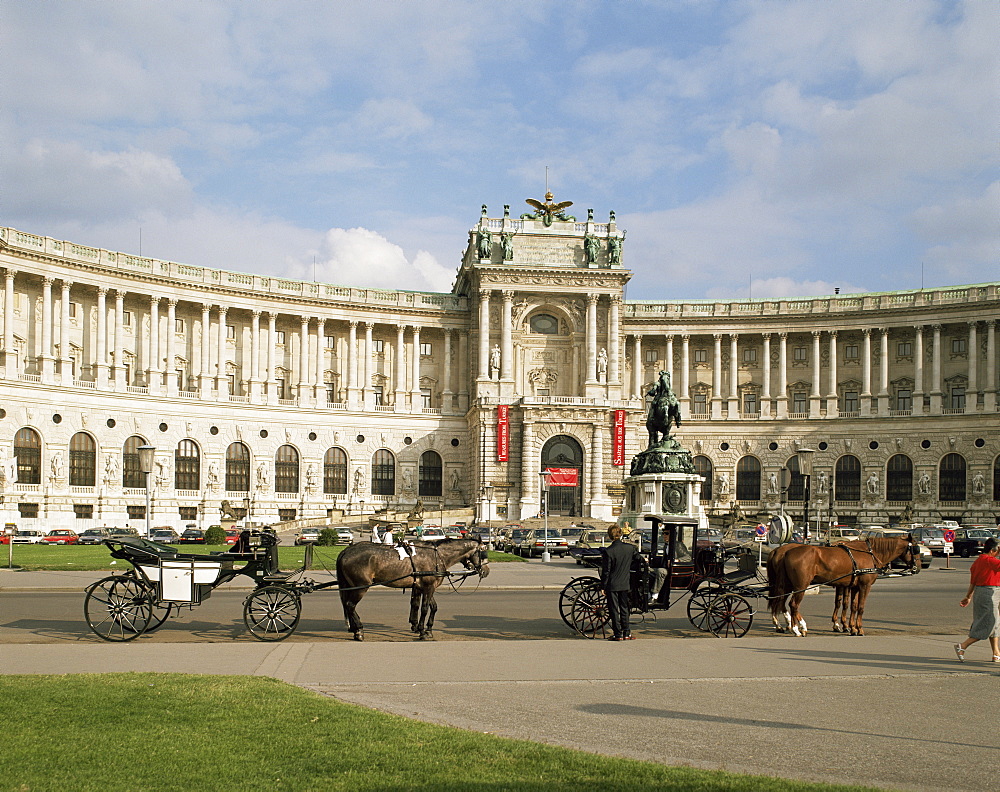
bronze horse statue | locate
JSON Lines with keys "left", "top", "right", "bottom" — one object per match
{"left": 646, "top": 370, "right": 681, "bottom": 446}
{"left": 767, "top": 536, "right": 919, "bottom": 636}
{"left": 336, "top": 538, "right": 489, "bottom": 641}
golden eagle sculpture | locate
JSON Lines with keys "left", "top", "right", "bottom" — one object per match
{"left": 521, "top": 192, "right": 576, "bottom": 226}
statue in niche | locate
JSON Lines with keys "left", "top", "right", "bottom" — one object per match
{"left": 584, "top": 234, "right": 600, "bottom": 264}
{"left": 450, "top": 468, "right": 462, "bottom": 492}
{"left": 766, "top": 472, "right": 779, "bottom": 496}
{"left": 597, "top": 348, "right": 608, "bottom": 378}
{"left": 816, "top": 471, "right": 829, "bottom": 496}
{"left": 306, "top": 464, "right": 318, "bottom": 490}
{"left": 477, "top": 227, "right": 492, "bottom": 260}
{"left": 353, "top": 467, "right": 366, "bottom": 495}
{"left": 256, "top": 461, "right": 271, "bottom": 490}
{"left": 866, "top": 471, "right": 880, "bottom": 495}
{"left": 972, "top": 472, "right": 986, "bottom": 496}
{"left": 207, "top": 461, "right": 221, "bottom": 489}
{"left": 50, "top": 452, "right": 64, "bottom": 482}
{"left": 500, "top": 231, "right": 514, "bottom": 260}
{"left": 489, "top": 344, "right": 501, "bottom": 379}
{"left": 717, "top": 472, "right": 731, "bottom": 500}
{"left": 0, "top": 448, "right": 17, "bottom": 487}
{"left": 917, "top": 472, "right": 932, "bottom": 496}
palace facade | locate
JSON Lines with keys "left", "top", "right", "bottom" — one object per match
{"left": 1, "top": 205, "right": 997, "bottom": 533}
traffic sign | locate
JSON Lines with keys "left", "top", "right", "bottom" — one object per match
{"left": 943, "top": 529, "right": 956, "bottom": 543}
{"left": 755, "top": 523, "right": 767, "bottom": 543}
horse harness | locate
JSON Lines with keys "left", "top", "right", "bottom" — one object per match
{"left": 835, "top": 538, "right": 918, "bottom": 579}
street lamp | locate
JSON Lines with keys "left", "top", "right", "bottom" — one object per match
{"left": 243, "top": 496, "right": 252, "bottom": 526}
{"left": 779, "top": 466, "right": 789, "bottom": 518}
{"left": 538, "top": 470, "right": 552, "bottom": 563}
{"left": 483, "top": 481, "right": 493, "bottom": 549}
{"left": 138, "top": 445, "right": 156, "bottom": 538}
{"left": 796, "top": 448, "right": 815, "bottom": 543}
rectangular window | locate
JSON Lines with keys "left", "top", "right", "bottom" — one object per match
{"left": 69, "top": 302, "right": 78, "bottom": 318}
{"left": 326, "top": 382, "right": 335, "bottom": 404}
{"left": 178, "top": 507, "right": 198, "bottom": 521}
{"left": 897, "top": 341, "right": 912, "bottom": 357}
{"left": 844, "top": 344, "right": 859, "bottom": 360}
{"left": 843, "top": 391, "right": 859, "bottom": 412}
{"left": 373, "top": 339, "right": 385, "bottom": 353}
{"left": 18, "top": 503, "right": 39, "bottom": 519}
{"left": 793, "top": 347, "right": 808, "bottom": 362}
{"left": 123, "top": 363, "right": 132, "bottom": 386}
{"left": 693, "top": 349, "right": 707, "bottom": 363}
{"left": 951, "top": 337, "right": 967, "bottom": 354}
{"left": 792, "top": 391, "right": 808, "bottom": 413}
{"left": 693, "top": 394, "right": 707, "bottom": 414}
{"left": 743, "top": 393, "right": 758, "bottom": 414}
{"left": 420, "top": 342, "right": 432, "bottom": 356}
{"left": 226, "top": 324, "right": 236, "bottom": 340}
{"left": 227, "top": 374, "right": 236, "bottom": 396}
{"left": 123, "top": 311, "right": 133, "bottom": 328}
{"left": 421, "top": 388, "right": 432, "bottom": 408}
{"left": 73, "top": 504, "right": 94, "bottom": 519}
{"left": 896, "top": 389, "right": 912, "bottom": 411}
{"left": 278, "top": 509, "right": 297, "bottom": 522}
{"left": 175, "top": 369, "right": 185, "bottom": 389}
{"left": 276, "top": 331, "right": 286, "bottom": 345}
{"left": 372, "top": 385, "right": 383, "bottom": 405}
{"left": 644, "top": 349, "right": 658, "bottom": 363}
{"left": 742, "top": 348, "right": 757, "bottom": 363}
{"left": 127, "top": 505, "right": 146, "bottom": 521}
{"left": 175, "top": 318, "right": 185, "bottom": 334}
{"left": 325, "top": 335, "right": 335, "bottom": 349}
{"left": 951, "top": 387, "right": 966, "bottom": 409}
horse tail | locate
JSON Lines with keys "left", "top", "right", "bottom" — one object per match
{"left": 766, "top": 546, "right": 789, "bottom": 618}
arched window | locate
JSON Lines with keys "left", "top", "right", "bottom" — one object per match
{"left": 174, "top": 440, "right": 200, "bottom": 491}
{"left": 275, "top": 445, "right": 299, "bottom": 493}
{"left": 939, "top": 453, "right": 966, "bottom": 502}
{"left": 69, "top": 432, "right": 96, "bottom": 487}
{"left": 323, "top": 447, "right": 348, "bottom": 495}
{"left": 693, "top": 456, "right": 713, "bottom": 501}
{"left": 529, "top": 313, "right": 559, "bottom": 334}
{"left": 835, "top": 455, "right": 861, "bottom": 502}
{"left": 371, "top": 449, "right": 395, "bottom": 496}
{"left": 886, "top": 454, "right": 912, "bottom": 502}
{"left": 225, "top": 442, "right": 250, "bottom": 493}
{"left": 541, "top": 435, "right": 584, "bottom": 516}
{"left": 419, "top": 450, "right": 443, "bottom": 497}
{"left": 736, "top": 456, "right": 761, "bottom": 501}
{"left": 122, "top": 436, "right": 147, "bottom": 488}
{"left": 13, "top": 427, "right": 41, "bottom": 485}
{"left": 784, "top": 456, "right": 805, "bottom": 501}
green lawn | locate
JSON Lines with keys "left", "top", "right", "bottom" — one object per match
{"left": 4, "top": 543, "right": 524, "bottom": 571}
{"left": 0, "top": 674, "right": 877, "bottom": 792}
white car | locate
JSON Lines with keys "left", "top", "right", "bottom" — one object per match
{"left": 416, "top": 527, "right": 446, "bottom": 542}
{"left": 334, "top": 528, "right": 354, "bottom": 545}
{"left": 295, "top": 527, "right": 321, "bottom": 545}
{"left": 12, "top": 530, "right": 45, "bottom": 544}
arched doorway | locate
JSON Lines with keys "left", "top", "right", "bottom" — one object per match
{"left": 541, "top": 435, "right": 583, "bottom": 517}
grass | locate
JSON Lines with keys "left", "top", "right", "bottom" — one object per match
{"left": 3, "top": 544, "right": 525, "bottom": 571}
{"left": 0, "top": 674, "right": 878, "bottom": 792}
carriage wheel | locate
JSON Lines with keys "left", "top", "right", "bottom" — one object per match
{"left": 707, "top": 594, "right": 754, "bottom": 638}
{"left": 84, "top": 575, "right": 155, "bottom": 642}
{"left": 686, "top": 586, "right": 723, "bottom": 632}
{"left": 243, "top": 585, "right": 301, "bottom": 641}
{"left": 559, "top": 576, "right": 599, "bottom": 630}
{"left": 144, "top": 602, "right": 174, "bottom": 632}
{"left": 563, "top": 578, "right": 610, "bottom": 638}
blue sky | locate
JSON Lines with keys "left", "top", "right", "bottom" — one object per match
{"left": 1, "top": 0, "right": 996, "bottom": 299}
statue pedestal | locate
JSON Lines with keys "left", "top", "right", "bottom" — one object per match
{"left": 619, "top": 437, "right": 705, "bottom": 531}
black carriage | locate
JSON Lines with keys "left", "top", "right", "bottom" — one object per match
{"left": 84, "top": 529, "right": 319, "bottom": 642}
{"left": 558, "top": 515, "right": 762, "bottom": 638}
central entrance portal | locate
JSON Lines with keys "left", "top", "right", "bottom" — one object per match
{"left": 541, "top": 435, "right": 583, "bottom": 517}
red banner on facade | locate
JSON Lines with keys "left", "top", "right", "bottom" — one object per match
{"left": 545, "top": 467, "right": 578, "bottom": 487}
{"left": 612, "top": 409, "right": 626, "bottom": 466}
{"left": 497, "top": 404, "right": 509, "bottom": 462}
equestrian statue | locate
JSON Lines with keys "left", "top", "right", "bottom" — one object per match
{"left": 646, "top": 370, "right": 681, "bottom": 447}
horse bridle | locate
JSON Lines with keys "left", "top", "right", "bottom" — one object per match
{"left": 839, "top": 538, "right": 920, "bottom": 578}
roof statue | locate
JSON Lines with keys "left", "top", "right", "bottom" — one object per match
{"left": 521, "top": 191, "right": 576, "bottom": 227}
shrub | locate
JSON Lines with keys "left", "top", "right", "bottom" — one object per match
{"left": 317, "top": 528, "right": 338, "bottom": 546}
{"left": 204, "top": 525, "right": 226, "bottom": 545}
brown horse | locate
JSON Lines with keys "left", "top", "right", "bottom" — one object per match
{"left": 767, "top": 536, "right": 919, "bottom": 636}
{"left": 336, "top": 538, "right": 489, "bottom": 641}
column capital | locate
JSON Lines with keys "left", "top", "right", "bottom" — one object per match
{"left": 729, "top": 332, "right": 739, "bottom": 341}
{"left": 364, "top": 320, "right": 375, "bottom": 330}
{"left": 862, "top": 327, "right": 871, "bottom": 337}
{"left": 3, "top": 268, "right": 17, "bottom": 280}
{"left": 478, "top": 288, "right": 491, "bottom": 300}
{"left": 61, "top": 279, "right": 73, "bottom": 290}
{"left": 149, "top": 295, "right": 159, "bottom": 305}
{"left": 610, "top": 294, "right": 622, "bottom": 305}
{"left": 501, "top": 289, "right": 515, "bottom": 301}
{"left": 778, "top": 331, "right": 787, "bottom": 340}
{"left": 713, "top": 333, "right": 723, "bottom": 341}
{"left": 587, "top": 293, "right": 600, "bottom": 305}
{"left": 968, "top": 320, "right": 979, "bottom": 329}
{"left": 218, "top": 305, "right": 228, "bottom": 316}
{"left": 681, "top": 333, "right": 690, "bottom": 342}
{"left": 202, "top": 302, "right": 212, "bottom": 312}
{"left": 931, "top": 323, "right": 942, "bottom": 332}
{"left": 880, "top": 327, "right": 889, "bottom": 336}
{"left": 396, "top": 322, "right": 406, "bottom": 333}
{"left": 167, "top": 298, "right": 178, "bottom": 308}
{"left": 811, "top": 329, "right": 821, "bottom": 338}
{"left": 761, "top": 332, "right": 771, "bottom": 341}
{"left": 251, "top": 309, "right": 261, "bottom": 319}
{"left": 43, "top": 276, "right": 54, "bottom": 287}
{"left": 986, "top": 319, "right": 996, "bottom": 329}
{"left": 97, "top": 286, "right": 109, "bottom": 297}
{"left": 828, "top": 329, "right": 837, "bottom": 338}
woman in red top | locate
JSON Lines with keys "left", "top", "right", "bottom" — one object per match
{"left": 955, "top": 538, "right": 1000, "bottom": 662}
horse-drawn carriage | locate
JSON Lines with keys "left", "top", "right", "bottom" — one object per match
{"left": 84, "top": 529, "right": 489, "bottom": 642}
{"left": 559, "top": 515, "right": 763, "bottom": 639}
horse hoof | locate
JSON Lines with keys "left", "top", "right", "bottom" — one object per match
{"left": 353, "top": 632, "right": 364, "bottom": 642}
{"left": 419, "top": 632, "right": 434, "bottom": 641}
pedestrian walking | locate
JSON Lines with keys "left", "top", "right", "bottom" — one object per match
{"left": 600, "top": 524, "right": 638, "bottom": 641}
{"left": 955, "top": 538, "right": 1000, "bottom": 663}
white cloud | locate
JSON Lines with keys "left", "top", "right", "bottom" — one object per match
{"left": 745, "top": 277, "right": 866, "bottom": 300}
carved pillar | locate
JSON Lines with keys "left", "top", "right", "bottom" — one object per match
{"left": 165, "top": 299, "right": 177, "bottom": 396}
{"left": 266, "top": 312, "right": 277, "bottom": 405}
{"left": 96, "top": 287, "right": 109, "bottom": 388}
{"left": 590, "top": 421, "right": 607, "bottom": 515}
{"left": 680, "top": 334, "right": 691, "bottom": 412}
{"left": 860, "top": 328, "right": 872, "bottom": 417}
{"left": 363, "top": 322, "right": 374, "bottom": 407}
{"left": 442, "top": 329, "right": 453, "bottom": 412}
{"left": 60, "top": 280, "right": 73, "bottom": 385}
{"left": 968, "top": 321, "right": 978, "bottom": 407}
{"left": 826, "top": 330, "right": 839, "bottom": 419}
{"left": 809, "top": 330, "right": 822, "bottom": 418}
{"left": 2, "top": 269, "right": 15, "bottom": 378}
{"left": 877, "top": 327, "right": 889, "bottom": 416}
{"left": 345, "top": 320, "right": 358, "bottom": 409}
{"left": 147, "top": 295, "right": 161, "bottom": 394}
{"left": 40, "top": 277, "right": 53, "bottom": 381}
{"left": 216, "top": 306, "right": 228, "bottom": 400}
{"left": 929, "top": 324, "right": 942, "bottom": 414}
{"left": 519, "top": 420, "right": 536, "bottom": 518}
{"left": 632, "top": 334, "right": 643, "bottom": 400}
{"left": 477, "top": 289, "right": 490, "bottom": 381}
{"left": 249, "top": 310, "right": 262, "bottom": 401}
{"left": 458, "top": 329, "right": 470, "bottom": 412}
{"left": 410, "top": 325, "right": 422, "bottom": 409}
{"left": 296, "top": 316, "right": 309, "bottom": 403}
{"left": 394, "top": 323, "right": 407, "bottom": 411}
{"left": 585, "top": 294, "right": 598, "bottom": 385}
{"left": 664, "top": 334, "right": 674, "bottom": 390}
{"left": 761, "top": 333, "right": 772, "bottom": 418}
{"left": 913, "top": 325, "right": 924, "bottom": 413}
{"left": 728, "top": 333, "right": 739, "bottom": 419}
{"left": 198, "top": 303, "right": 211, "bottom": 395}
{"left": 113, "top": 291, "right": 125, "bottom": 390}
{"left": 608, "top": 296, "right": 621, "bottom": 387}
{"left": 776, "top": 332, "right": 788, "bottom": 419}
{"left": 711, "top": 334, "right": 723, "bottom": 419}
{"left": 985, "top": 320, "right": 997, "bottom": 412}
{"left": 500, "top": 291, "right": 514, "bottom": 381}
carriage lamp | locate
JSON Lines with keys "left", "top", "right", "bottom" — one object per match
{"left": 138, "top": 445, "right": 156, "bottom": 539}
{"left": 796, "top": 448, "right": 815, "bottom": 542}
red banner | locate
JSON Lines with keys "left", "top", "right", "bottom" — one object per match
{"left": 545, "top": 467, "right": 578, "bottom": 487}
{"left": 497, "top": 405, "right": 509, "bottom": 462}
{"left": 612, "top": 409, "right": 626, "bottom": 466}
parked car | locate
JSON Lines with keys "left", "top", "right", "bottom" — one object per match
{"left": 560, "top": 526, "right": 585, "bottom": 547}
{"left": 502, "top": 527, "right": 531, "bottom": 554}
{"left": 41, "top": 529, "right": 79, "bottom": 545}
{"left": 723, "top": 526, "right": 762, "bottom": 548}
{"left": 224, "top": 528, "right": 241, "bottom": 545}
{"left": 515, "top": 529, "right": 569, "bottom": 558}
{"left": 149, "top": 528, "right": 180, "bottom": 544}
{"left": 414, "top": 527, "right": 445, "bottom": 542}
{"left": 623, "top": 528, "right": 655, "bottom": 554}
{"left": 295, "top": 527, "right": 321, "bottom": 545}
{"left": 861, "top": 527, "right": 932, "bottom": 569}
{"left": 953, "top": 528, "right": 993, "bottom": 558}
{"left": 911, "top": 526, "right": 947, "bottom": 556}
{"left": 334, "top": 527, "right": 354, "bottom": 545}
{"left": 109, "top": 527, "right": 140, "bottom": 539}
{"left": 696, "top": 528, "right": 723, "bottom": 551}
{"left": 179, "top": 528, "right": 206, "bottom": 544}
{"left": 12, "top": 529, "right": 46, "bottom": 544}
{"left": 77, "top": 528, "right": 112, "bottom": 545}
{"left": 570, "top": 527, "right": 613, "bottom": 565}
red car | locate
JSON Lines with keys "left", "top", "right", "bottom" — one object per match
{"left": 224, "top": 529, "right": 241, "bottom": 545}
{"left": 41, "top": 529, "right": 79, "bottom": 545}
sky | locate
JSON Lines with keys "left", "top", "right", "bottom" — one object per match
{"left": 1, "top": 0, "right": 997, "bottom": 301}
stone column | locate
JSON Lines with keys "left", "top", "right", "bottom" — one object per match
{"left": 315, "top": 319, "right": 326, "bottom": 403}
{"left": 60, "top": 281, "right": 73, "bottom": 385}
{"left": 147, "top": 295, "right": 161, "bottom": 394}
{"left": 341, "top": 320, "right": 355, "bottom": 408}
{"left": 776, "top": 332, "right": 788, "bottom": 419}
{"left": 165, "top": 299, "right": 177, "bottom": 396}
{"left": 877, "top": 327, "right": 889, "bottom": 416}
{"left": 296, "top": 316, "right": 309, "bottom": 403}
{"left": 40, "top": 277, "right": 53, "bottom": 381}
{"left": 266, "top": 313, "right": 277, "bottom": 404}
{"left": 825, "top": 331, "right": 838, "bottom": 419}
{"left": 458, "top": 329, "right": 470, "bottom": 412}
{"left": 410, "top": 325, "right": 422, "bottom": 409}
{"left": 761, "top": 333, "right": 772, "bottom": 418}
{"left": 929, "top": 324, "right": 942, "bottom": 414}
{"left": 363, "top": 322, "right": 374, "bottom": 407}
{"left": 680, "top": 334, "right": 691, "bottom": 412}
{"left": 477, "top": 289, "right": 490, "bottom": 381}
{"left": 199, "top": 303, "right": 211, "bottom": 395}
{"left": 2, "top": 269, "right": 15, "bottom": 378}
{"left": 96, "top": 287, "right": 109, "bottom": 388}
{"left": 860, "top": 329, "right": 872, "bottom": 417}
{"left": 711, "top": 334, "right": 723, "bottom": 419}
{"left": 728, "top": 334, "right": 739, "bottom": 419}
{"left": 442, "top": 329, "right": 453, "bottom": 412}
{"left": 590, "top": 421, "right": 606, "bottom": 516}
{"left": 809, "top": 330, "right": 822, "bottom": 418}
{"left": 608, "top": 296, "right": 621, "bottom": 387}
{"left": 394, "top": 323, "right": 407, "bottom": 410}
{"left": 585, "top": 294, "right": 598, "bottom": 384}
{"left": 632, "top": 334, "right": 643, "bottom": 400}
{"left": 913, "top": 325, "right": 924, "bottom": 413}
{"left": 985, "top": 320, "right": 997, "bottom": 412}
{"left": 501, "top": 291, "right": 514, "bottom": 382}
{"left": 519, "top": 420, "right": 536, "bottom": 518}
{"left": 664, "top": 334, "right": 674, "bottom": 389}
{"left": 113, "top": 291, "right": 124, "bottom": 390}
{"left": 968, "top": 321, "right": 978, "bottom": 409}
{"left": 216, "top": 306, "right": 228, "bottom": 400}
{"left": 249, "top": 310, "right": 262, "bottom": 401}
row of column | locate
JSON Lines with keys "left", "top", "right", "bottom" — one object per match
{"left": 0, "top": 274, "right": 469, "bottom": 411}
{"left": 626, "top": 322, "right": 998, "bottom": 417}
